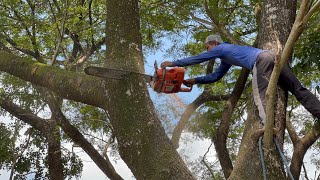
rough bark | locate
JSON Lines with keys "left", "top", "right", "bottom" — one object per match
{"left": 0, "top": 51, "right": 107, "bottom": 108}
{"left": 213, "top": 68, "right": 249, "bottom": 179}
{"left": 104, "top": 0, "right": 195, "bottom": 179}
{"left": 46, "top": 120, "right": 64, "bottom": 180}
{"left": 228, "top": 98, "right": 264, "bottom": 180}
{"left": 264, "top": 0, "right": 320, "bottom": 148}
{"left": 230, "top": 0, "right": 297, "bottom": 179}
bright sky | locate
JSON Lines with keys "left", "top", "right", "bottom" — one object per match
{"left": 76, "top": 132, "right": 216, "bottom": 180}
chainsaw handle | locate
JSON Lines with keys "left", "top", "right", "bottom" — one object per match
{"left": 179, "top": 85, "right": 193, "bottom": 92}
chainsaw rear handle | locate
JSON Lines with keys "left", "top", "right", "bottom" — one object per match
{"left": 179, "top": 85, "right": 193, "bottom": 92}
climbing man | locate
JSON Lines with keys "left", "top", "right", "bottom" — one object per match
{"left": 161, "top": 34, "right": 320, "bottom": 123}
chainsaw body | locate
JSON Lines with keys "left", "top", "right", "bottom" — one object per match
{"left": 151, "top": 67, "right": 192, "bottom": 93}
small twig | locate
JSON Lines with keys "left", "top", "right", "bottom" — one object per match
{"left": 51, "top": 0, "right": 69, "bottom": 65}
{"left": 302, "top": 162, "right": 310, "bottom": 180}
{"left": 225, "top": 0, "right": 242, "bottom": 22}
{"left": 80, "top": 131, "right": 110, "bottom": 144}
{"left": 102, "top": 133, "right": 116, "bottom": 160}
{"left": 285, "top": 115, "right": 299, "bottom": 145}
{"left": 303, "top": 0, "right": 320, "bottom": 23}
{"left": 202, "top": 143, "right": 216, "bottom": 179}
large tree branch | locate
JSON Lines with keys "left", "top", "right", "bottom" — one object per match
{"left": 285, "top": 116, "right": 299, "bottom": 145}
{"left": 290, "top": 122, "right": 320, "bottom": 179}
{"left": 171, "top": 91, "right": 230, "bottom": 148}
{"left": 45, "top": 119, "right": 64, "bottom": 180}
{"left": 0, "top": 98, "right": 49, "bottom": 134}
{"left": 0, "top": 51, "right": 108, "bottom": 108}
{"left": 0, "top": 41, "right": 11, "bottom": 53}
{"left": 54, "top": 109, "right": 123, "bottom": 180}
{"left": 44, "top": 90, "right": 123, "bottom": 180}
{"left": 213, "top": 68, "right": 250, "bottom": 179}
{"left": 1, "top": 34, "right": 39, "bottom": 58}
{"left": 0, "top": 97, "right": 64, "bottom": 179}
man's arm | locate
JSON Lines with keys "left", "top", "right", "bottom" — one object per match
{"left": 172, "top": 50, "right": 221, "bottom": 67}
{"left": 161, "top": 47, "right": 222, "bottom": 68}
{"left": 194, "top": 61, "right": 232, "bottom": 84}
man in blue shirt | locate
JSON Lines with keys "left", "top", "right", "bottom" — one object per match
{"left": 161, "top": 34, "right": 320, "bottom": 123}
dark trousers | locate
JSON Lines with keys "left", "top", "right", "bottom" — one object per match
{"left": 252, "top": 51, "right": 320, "bottom": 123}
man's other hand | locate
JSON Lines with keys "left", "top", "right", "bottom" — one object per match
{"left": 183, "top": 79, "right": 196, "bottom": 87}
{"left": 160, "top": 61, "right": 173, "bottom": 68}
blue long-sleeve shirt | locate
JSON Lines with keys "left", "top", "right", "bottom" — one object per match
{"left": 172, "top": 43, "right": 266, "bottom": 84}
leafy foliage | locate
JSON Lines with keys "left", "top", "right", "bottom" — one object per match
{"left": 0, "top": 0, "right": 108, "bottom": 178}
{"left": 0, "top": 123, "right": 13, "bottom": 169}
{"left": 294, "top": 11, "right": 320, "bottom": 71}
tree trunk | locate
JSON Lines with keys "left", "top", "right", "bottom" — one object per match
{"left": 47, "top": 121, "right": 64, "bottom": 180}
{"left": 229, "top": 0, "right": 296, "bottom": 179}
{"left": 104, "top": 0, "right": 195, "bottom": 179}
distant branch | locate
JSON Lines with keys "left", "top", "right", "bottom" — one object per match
{"left": 203, "top": 0, "right": 246, "bottom": 45}
{"left": 285, "top": 116, "right": 299, "bottom": 145}
{"left": 213, "top": 68, "right": 249, "bottom": 179}
{"left": 51, "top": 0, "right": 69, "bottom": 65}
{"left": 190, "top": 13, "right": 215, "bottom": 28}
{"left": 202, "top": 143, "right": 216, "bottom": 179}
{"left": 171, "top": 91, "right": 230, "bottom": 148}
{"left": 290, "top": 122, "right": 320, "bottom": 179}
{"left": 73, "top": 36, "right": 106, "bottom": 68}
{"left": 0, "top": 97, "right": 49, "bottom": 134}
{"left": 44, "top": 90, "right": 123, "bottom": 180}
{"left": 1, "top": 33, "right": 39, "bottom": 58}
{"left": 236, "top": 28, "right": 257, "bottom": 36}
{"left": 225, "top": 0, "right": 242, "bottom": 23}
{"left": 11, "top": 8, "right": 43, "bottom": 62}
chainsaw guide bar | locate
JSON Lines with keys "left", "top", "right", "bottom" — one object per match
{"left": 84, "top": 66, "right": 153, "bottom": 81}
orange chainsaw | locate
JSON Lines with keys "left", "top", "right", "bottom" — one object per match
{"left": 84, "top": 62, "right": 192, "bottom": 93}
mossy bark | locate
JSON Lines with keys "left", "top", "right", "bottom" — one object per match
{"left": 0, "top": 52, "right": 108, "bottom": 108}
{"left": 103, "top": 0, "right": 195, "bottom": 179}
